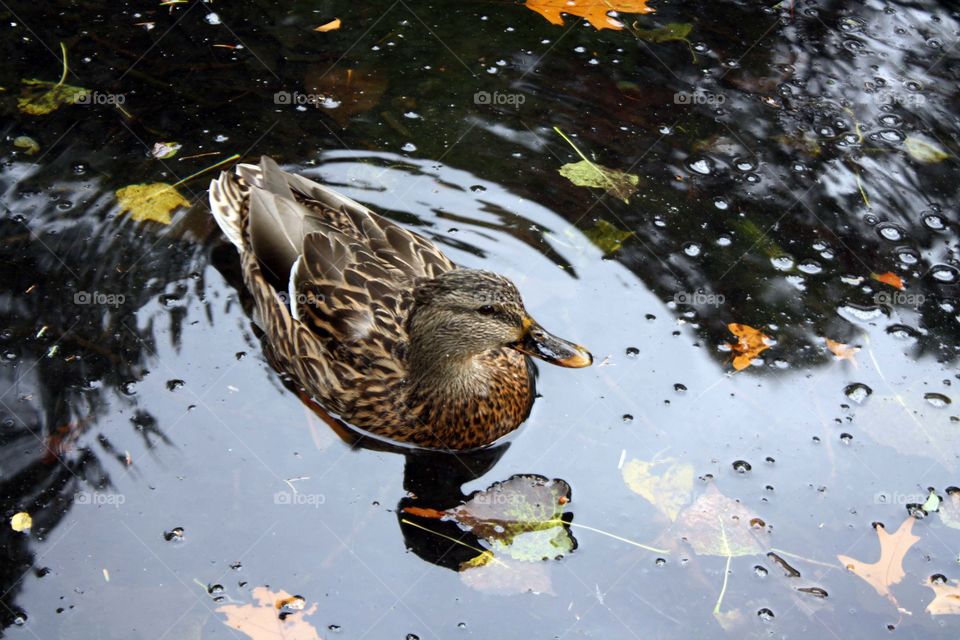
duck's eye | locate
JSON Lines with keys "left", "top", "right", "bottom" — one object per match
{"left": 477, "top": 305, "right": 496, "bottom": 316}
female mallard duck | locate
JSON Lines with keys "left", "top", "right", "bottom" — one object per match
{"left": 209, "top": 156, "right": 591, "bottom": 450}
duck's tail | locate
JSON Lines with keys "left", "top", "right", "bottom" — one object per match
{"left": 209, "top": 165, "right": 257, "bottom": 250}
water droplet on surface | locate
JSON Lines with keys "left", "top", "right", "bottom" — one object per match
{"left": 924, "top": 393, "right": 951, "bottom": 408}
{"left": 166, "top": 379, "right": 184, "bottom": 391}
{"left": 686, "top": 158, "right": 712, "bottom": 175}
{"left": 164, "top": 527, "right": 185, "bottom": 541}
{"left": 655, "top": 557, "right": 667, "bottom": 566}
{"left": 406, "top": 635, "right": 421, "bottom": 640}
{"left": 469, "top": 185, "right": 486, "bottom": 193}
{"left": 798, "top": 259, "right": 822, "bottom": 274}
{"left": 754, "top": 565, "right": 768, "bottom": 577}
{"left": 757, "top": 608, "right": 775, "bottom": 621}
{"left": 876, "top": 223, "right": 905, "bottom": 241}
{"left": 208, "top": 584, "right": 224, "bottom": 595}
{"left": 922, "top": 213, "right": 947, "bottom": 231}
{"left": 844, "top": 383, "right": 872, "bottom": 404}
{"left": 622, "top": 414, "right": 633, "bottom": 422}
{"left": 840, "top": 433, "right": 853, "bottom": 444}
{"left": 931, "top": 265, "right": 959, "bottom": 283}
{"left": 732, "top": 460, "right": 752, "bottom": 474}
{"left": 328, "top": 624, "right": 342, "bottom": 632}
{"left": 683, "top": 242, "right": 701, "bottom": 257}
{"left": 625, "top": 347, "right": 639, "bottom": 357}
{"left": 401, "top": 143, "right": 417, "bottom": 153}
{"left": 674, "top": 383, "right": 687, "bottom": 393}
{"left": 771, "top": 255, "right": 795, "bottom": 271}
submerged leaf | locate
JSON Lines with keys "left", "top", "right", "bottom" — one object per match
{"left": 726, "top": 323, "right": 772, "bottom": 371}
{"left": 825, "top": 338, "right": 860, "bottom": 364}
{"left": 13, "top": 136, "right": 40, "bottom": 155}
{"left": 116, "top": 183, "right": 190, "bottom": 224}
{"left": 216, "top": 587, "right": 321, "bottom": 640}
{"left": 18, "top": 79, "right": 90, "bottom": 116}
{"left": 622, "top": 458, "right": 694, "bottom": 521}
{"left": 559, "top": 160, "right": 640, "bottom": 203}
{"left": 837, "top": 517, "right": 919, "bottom": 600}
{"left": 634, "top": 22, "right": 692, "bottom": 43}
{"left": 673, "top": 485, "right": 768, "bottom": 557}
{"left": 583, "top": 219, "right": 634, "bottom": 254}
{"left": 904, "top": 136, "right": 949, "bottom": 164}
{"left": 524, "top": 0, "right": 654, "bottom": 30}
{"left": 460, "top": 555, "right": 554, "bottom": 595}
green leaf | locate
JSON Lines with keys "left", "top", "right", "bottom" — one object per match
{"left": 904, "top": 136, "right": 950, "bottom": 164}
{"left": 559, "top": 160, "right": 640, "bottom": 203}
{"left": 622, "top": 458, "right": 694, "bottom": 521}
{"left": 583, "top": 219, "right": 634, "bottom": 254}
{"left": 922, "top": 490, "right": 941, "bottom": 514}
{"left": 116, "top": 183, "right": 190, "bottom": 224}
{"left": 18, "top": 79, "right": 90, "bottom": 116}
{"left": 13, "top": 136, "right": 40, "bottom": 155}
{"left": 152, "top": 142, "right": 182, "bottom": 160}
{"left": 635, "top": 22, "right": 693, "bottom": 43}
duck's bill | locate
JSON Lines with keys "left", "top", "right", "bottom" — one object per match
{"left": 512, "top": 322, "right": 593, "bottom": 368}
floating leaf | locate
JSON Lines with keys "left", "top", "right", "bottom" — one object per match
{"left": 825, "top": 338, "right": 860, "bottom": 364}
{"left": 634, "top": 22, "right": 692, "bottom": 43}
{"left": 837, "top": 517, "right": 919, "bottom": 601}
{"left": 926, "top": 578, "right": 960, "bottom": 615}
{"left": 921, "top": 491, "right": 941, "bottom": 514}
{"left": 116, "top": 183, "right": 190, "bottom": 224}
{"left": 871, "top": 271, "right": 905, "bottom": 290}
{"left": 18, "top": 79, "right": 90, "bottom": 116}
{"left": 673, "top": 485, "right": 768, "bottom": 557}
{"left": 314, "top": 18, "right": 341, "bottom": 32}
{"left": 622, "top": 458, "right": 694, "bottom": 521}
{"left": 460, "top": 555, "right": 554, "bottom": 595}
{"left": 13, "top": 136, "right": 40, "bottom": 155}
{"left": 10, "top": 512, "right": 32, "bottom": 532}
{"left": 904, "top": 136, "right": 949, "bottom": 164}
{"left": 151, "top": 141, "right": 182, "bottom": 159}
{"left": 559, "top": 161, "right": 640, "bottom": 203}
{"left": 583, "top": 219, "right": 634, "bottom": 254}
{"left": 726, "top": 323, "right": 772, "bottom": 371}
{"left": 524, "top": 0, "right": 654, "bottom": 30}
{"left": 216, "top": 587, "right": 321, "bottom": 640}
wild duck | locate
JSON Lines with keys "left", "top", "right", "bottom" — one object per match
{"left": 208, "top": 156, "right": 591, "bottom": 450}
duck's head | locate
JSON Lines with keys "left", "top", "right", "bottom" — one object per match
{"left": 410, "top": 269, "right": 592, "bottom": 369}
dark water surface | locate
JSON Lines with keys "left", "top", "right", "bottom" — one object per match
{"left": 2, "top": 0, "right": 960, "bottom": 637}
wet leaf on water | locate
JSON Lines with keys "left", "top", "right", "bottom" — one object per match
{"left": 151, "top": 141, "right": 182, "bottom": 159}
{"left": 303, "top": 66, "right": 387, "bottom": 127}
{"left": 460, "top": 554, "right": 554, "bottom": 595}
{"left": 871, "top": 271, "right": 905, "bottom": 290}
{"left": 116, "top": 183, "right": 190, "bottom": 224}
{"left": 14, "top": 136, "right": 40, "bottom": 155}
{"left": 634, "top": 22, "right": 692, "bottom": 43}
{"left": 216, "top": 587, "right": 321, "bottom": 640}
{"left": 559, "top": 160, "right": 640, "bottom": 203}
{"left": 525, "top": 0, "right": 654, "bottom": 30}
{"left": 583, "top": 219, "right": 634, "bottom": 254}
{"left": 10, "top": 512, "right": 32, "bottom": 532}
{"left": 825, "top": 338, "right": 859, "bottom": 364}
{"left": 837, "top": 517, "right": 918, "bottom": 601}
{"left": 726, "top": 323, "right": 772, "bottom": 371}
{"left": 926, "top": 578, "right": 960, "bottom": 615}
{"left": 921, "top": 491, "right": 940, "bottom": 514}
{"left": 622, "top": 458, "right": 694, "bottom": 521}
{"left": 904, "top": 136, "right": 949, "bottom": 164}
{"left": 18, "top": 79, "right": 90, "bottom": 116}
{"left": 403, "top": 475, "right": 574, "bottom": 562}
{"left": 314, "top": 18, "right": 341, "bottom": 32}
{"left": 674, "top": 485, "right": 768, "bottom": 557}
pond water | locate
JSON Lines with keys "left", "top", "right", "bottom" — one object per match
{"left": 2, "top": 0, "right": 960, "bottom": 637}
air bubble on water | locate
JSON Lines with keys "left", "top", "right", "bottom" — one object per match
{"left": 717, "top": 235, "right": 732, "bottom": 247}
{"left": 407, "top": 634, "right": 421, "bottom": 640}
{"left": 734, "top": 158, "right": 756, "bottom": 171}
{"left": 838, "top": 304, "right": 884, "bottom": 322}
{"left": 876, "top": 222, "right": 905, "bottom": 241}
{"left": 166, "top": 379, "right": 184, "bottom": 391}
{"left": 924, "top": 393, "right": 951, "bottom": 408}
{"left": 771, "top": 255, "right": 795, "bottom": 271}
{"left": 622, "top": 414, "right": 634, "bottom": 422}
{"left": 328, "top": 624, "right": 342, "bottom": 632}
{"left": 754, "top": 565, "right": 768, "bottom": 577}
{"left": 625, "top": 347, "right": 639, "bottom": 357}
{"left": 674, "top": 383, "right": 687, "bottom": 393}
{"left": 683, "top": 242, "right": 701, "bottom": 257}
{"left": 798, "top": 259, "right": 822, "bottom": 274}
{"left": 401, "top": 143, "right": 417, "bottom": 153}
{"left": 844, "top": 383, "right": 872, "bottom": 404}
{"left": 655, "top": 557, "right": 667, "bottom": 566}
{"left": 469, "top": 185, "right": 486, "bottom": 193}
{"left": 896, "top": 248, "right": 919, "bottom": 265}
{"left": 732, "top": 460, "right": 752, "bottom": 474}
{"left": 922, "top": 213, "right": 947, "bottom": 231}
{"left": 208, "top": 584, "right": 224, "bottom": 595}
{"left": 205, "top": 12, "right": 221, "bottom": 25}
{"left": 686, "top": 158, "right": 712, "bottom": 175}
{"left": 931, "top": 265, "right": 959, "bottom": 283}
{"left": 164, "top": 527, "right": 185, "bottom": 541}
{"left": 840, "top": 433, "right": 853, "bottom": 444}
{"left": 757, "top": 608, "right": 775, "bottom": 621}
{"left": 713, "top": 198, "right": 729, "bottom": 210}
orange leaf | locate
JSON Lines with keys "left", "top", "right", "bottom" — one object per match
{"left": 871, "top": 272, "right": 905, "bottom": 290}
{"left": 825, "top": 338, "right": 860, "bottom": 365}
{"left": 726, "top": 323, "right": 772, "bottom": 371}
{"left": 926, "top": 578, "right": 960, "bottom": 615}
{"left": 402, "top": 506, "right": 447, "bottom": 519}
{"left": 314, "top": 18, "right": 341, "bottom": 32}
{"left": 524, "top": 0, "right": 654, "bottom": 31}
{"left": 837, "top": 518, "right": 919, "bottom": 602}
{"left": 216, "top": 587, "right": 321, "bottom": 640}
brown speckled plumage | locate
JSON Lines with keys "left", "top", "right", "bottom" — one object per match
{"left": 209, "top": 156, "right": 591, "bottom": 450}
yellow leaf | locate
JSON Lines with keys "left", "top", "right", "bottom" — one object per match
{"left": 726, "top": 323, "right": 772, "bottom": 371}
{"left": 583, "top": 219, "right": 634, "bottom": 254}
{"left": 825, "top": 338, "right": 860, "bottom": 365}
{"left": 10, "top": 512, "right": 32, "bottom": 532}
{"left": 18, "top": 79, "right": 90, "bottom": 116}
{"left": 116, "top": 183, "right": 189, "bottom": 224}
{"left": 674, "top": 485, "right": 768, "bottom": 557}
{"left": 837, "top": 517, "right": 919, "bottom": 601}
{"left": 525, "top": 0, "right": 654, "bottom": 30}
{"left": 314, "top": 18, "right": 341, "bottom": 32}
{"left": 622, "top": 458, "right": 694, "bottom": 521}
{"left": 926, "top": 578, "right": 960, "bottom": 615}
{"left": 216, "top": 587, "right": 321, "bottom": 640}
{"left": 904, "top": 136, "right": 949, "bottom": 164}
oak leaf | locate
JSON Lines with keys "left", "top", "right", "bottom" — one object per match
{"left": 525, "top": 0, "right": 653, "bottom": 30}
{"left": 826, "top": 338, "right": 860, "bottom": 365}
{"left": 216, "top": 587, "right": 321, "bottom": 640}
{"left": 726, "top": 323, "right": 772, "bottom": 371}
{"left": 837, "top": 517, "right": 919, "bottom": 600}
{"left": 926, "top": 578, "right": 960, "bottom": 615}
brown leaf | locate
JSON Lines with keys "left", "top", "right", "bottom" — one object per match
{"left": 524, "top": 0, "right": 654, "bottom": 30}
{"left": 837, "top": 517, "right": 919, "bottom": 600}
{"left": 826, "top": 338, "right": 860, "bottom": 365}
{"left": 216, "top": 587, "right": 321, "bottom": 640}
{"left": 926, "top": 578, "right": 960, "bottom": 615}
{"left": 673, "top": 485, "right": 768, "bottom": 557}
{"left": 871, "top": 272, "right": 905, "bottom": 290}
{"left": 726, "top": 323, "right": 772, "bottom": 371}
{"left": 314, "top": 19, "right": 341, "bottom": 32}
